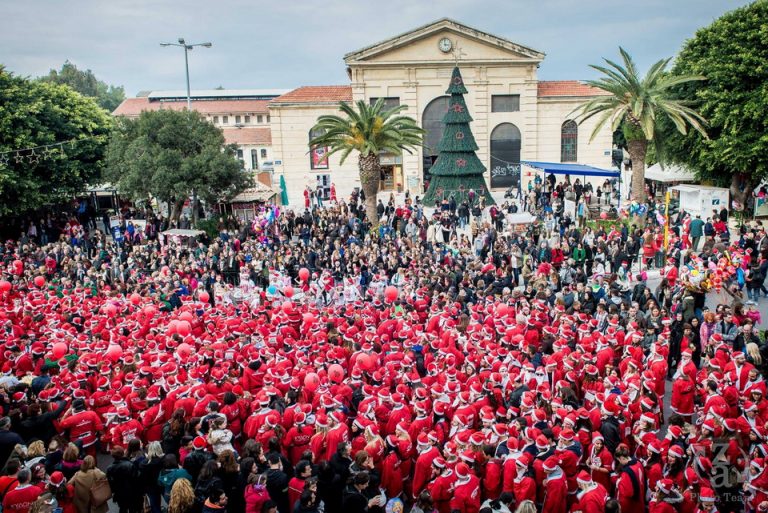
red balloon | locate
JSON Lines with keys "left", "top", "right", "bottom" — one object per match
{"left": 176, "top": 343, "right": 193, "bottom": 357}
{"left": 143, "top": 305, "right": 157, "bottom": 317}
{"left": 162, "top": 266, "right": 170, "bottom": 275}
{"left": 130, "top": 293, "right": 141, "bottom": 305}
{"left": 384, "top": 286, "right": 398, "bottom": 303}
{"left": 34, "top": 276, "right": 45, "bottom": 287}
{"left": 105, "top": 304, "right": 117, "bottom": 317}
{"left": 299, "top": 268, "right": 310, "bottom": 282}
{"left": 328, "top": 364, "right": 344, "bottom": 383}
{"left": 304, "top": 372, "right": 320, "bottom": 392}
{"left": 177, "top": 320, "right": 191, "bottom": 336}
{"left": 0, "top": 281, "right": 10, "bottom": 293}
{"left": 13, "top": 260, "right": 22, "bottom": 269}
{"left": 52, "top": 342, "right": 67, "bottom": 359}
{"left": 284, "top": 286, "right": 294, "bottom": 298}
{"left": 302, "top": 312, "right": 316, "bottom": 324}
{"left": 167, "top": 320, "right": 178, "bottom": 335}
{"left": 179, "top": 312, "right": 194, "bottom": 323}
{"left": 106, "top": 344, "right": 123, "bottom": 362}
{"left": 357, "top": 353, "right": 374, "bottom": 371}
{"left": 600, "top": 212, "right": 608, "bottom": 220}
{"left": 497, "top": 303, "right": 509, "bottom": 316}
{"left": 282, "top": 301, "right": 294, "bottom": 313}
{"left": 199, "top": 291, "right": 210, "bottom": 303}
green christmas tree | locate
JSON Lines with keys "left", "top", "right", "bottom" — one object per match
{"left": 422, "top": 66, "right": 494, "bottom": 206}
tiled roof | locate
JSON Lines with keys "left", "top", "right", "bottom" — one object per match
{"left": 222, "top": 127, "right": 272, "bottom": 146}
{"left": 537, "top": 81, "right": 610, "bottom": 98}
{"left": 270, "top": 86, "right": 352, "bottom": 105}
{"left": 113, "top": 97, "right": 271, "bottom": 116}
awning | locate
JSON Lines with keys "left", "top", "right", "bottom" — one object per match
{"left": 645, "top": 163, "right": 696, "bottom": 183}
{"left": 161, "top": 229, "right": 204, "bottom": 238}
{"left": 230, "top": 182, "right": 278, "bottom": 203}
{"left": 522, "top": 161, "right": 620, "bottom": 178}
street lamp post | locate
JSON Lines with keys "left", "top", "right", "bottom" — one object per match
{"left": 160, "top": 38, "right": 212, "bottom": 110}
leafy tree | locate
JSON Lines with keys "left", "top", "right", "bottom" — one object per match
{"left": 572, "top": 48, "right": 707, "bottom": 203}
{"left": 106, "top": 109, "right": 252, "bottom": 223}
{"left": 309, "top": 99, "right": 423, "bottom": 223}
{"left": 662, "top": 0, "right": 768, "bottom": 209}
{"left": 0, "top": 66, "right": 111, "bottom": 217}
{"left": 40, "top": 61, "right": 125, "bottom": 112}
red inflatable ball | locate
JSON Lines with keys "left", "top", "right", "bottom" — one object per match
{"left": 284, "top": 286, "right": 294, "bottom": 298}
{"left": 384, "top": 286, "right": 398, "bottom": 303}
{"left": 13, "top": 260, "right": 23, "bottom": 269}
{"left": 497, "top": 303, "right": 509, "bottom": 317}
{"left": 143, "top": 305, "right": 157, "bottom": 317}
{"left": 298, "top": 268, "right": 310, "bottom": 282}
{"left": 130, "top": 293, "right": 141, "bottom": 305}
{"left": 600, "top": 212, "right": 608, "bottom": 220}
{"left": 105, "top": 304, "right": 117, "bottom": 317}
{"left": 179, "top": 312, "right": 194, "bottom": 323}
{"left": 328, "top": 363, "right": 344, "bottom": 383}
{"left": 199, "top": 291, "right": 210, "bottom": 303}
{"left": 302, "top": 312, "right": 316, "bottom": 324}
{"left": 52, "top": 342, "right": 67, "bottom": 359}
{"left": 34, "top": 276, "right": 45, "bottom": 287}
{"left": 177, "top": 320, "right": 191, "bottom": 337}
{"left": 0, "top": 280, "right": 11, "bottom": 293}
{"left": 281, "top": 301, "right": 294, "bottom": 313}
{"left": 304, "top": 372, "right": 320, "bottom": 392}
{"left": 357, "top": 353, "right": 374, "bottom": 371}
{"left": 105, "top": 344, "right": 123, "bottom": 362}
{"left": 167, "top": 320, "right": 178, "bottom": 335}
{"left": 161, "top": 265, "right": 170, "bottom": 275}
{"left": 176, "top": 343, "right": 193, "bottom": 358}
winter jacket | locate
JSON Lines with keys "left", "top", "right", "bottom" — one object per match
{"left": 106, "top": 457, "right": 138, "bottom": 505}
{"left": 244, "top": 484, "right": 270, "bottom": 513}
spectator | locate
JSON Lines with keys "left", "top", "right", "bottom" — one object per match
{"left": 69, "top": 456, "right": 107, "bottom": 513}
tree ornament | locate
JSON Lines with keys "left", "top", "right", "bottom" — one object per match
{"left": 456, "top": 158, "right": 467, "bottom": 167}
{"left": 14, "top": 153, "right": 24, "bottom": 164}
{"left": 455, "top": 132, "right": 465, "bottom": 140}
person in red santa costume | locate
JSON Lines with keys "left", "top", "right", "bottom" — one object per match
{"left": 648, "top": 478, "right": 684, "bottom": 513}
{"left": 542, "top": 455, "right": 568, "bottom": 513}
{"left": 572, "top": 470, "right": 608, "bottom": 513}
{"left": 747, "top": 457, "right": 768, "bottom": 513}
{"left": 614, "top": 443, "right": 645, "bottom": 513}
{"left": 428, "top": 457, "right": 456, "bottom": 513}
{"left": 694, "top": 487, "right": 719, "bottom": 513}
{"left": 449, "top": 462, "right": 481, "bottom": 513}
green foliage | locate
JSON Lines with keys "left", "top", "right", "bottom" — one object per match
{"left": 423, "top": 67, "right": 494, "bottom": 206}
{"left": 308, "top": 98, "right": 424, "bottom": 164}
{"left": 662, "top": 0, "right": 768, "bottom": 189}
{"left": 196, "top": 215, "right": 222, "bottom": 239}
{"left": 0, "top": 67, "right": 112, "bottom": 216}
{"left": 105, "top": 109, "right": 252, "bottom": 212}
{"left": 573, "top": 47, "right": 708, "bottom": 143}
{"left": 40, "top": 61, "right": 125, "bottom": 112}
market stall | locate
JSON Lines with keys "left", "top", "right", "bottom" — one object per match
{"left": 671, "top": 184, "right": 729, "bottom": 219}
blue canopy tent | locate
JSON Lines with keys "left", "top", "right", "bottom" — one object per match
{"left": 521, "top": 161, "right": 622, "bottom": 207}
{"left": 521, "top": 161, "right": 620, "bottom": 178}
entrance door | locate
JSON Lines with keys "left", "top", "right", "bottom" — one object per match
{"left": 422, "top": 96, "right": 451, "bottom": 188}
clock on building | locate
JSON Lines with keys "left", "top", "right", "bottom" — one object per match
{"left": 438, "top": 37, "right": 453, "bottom": 53}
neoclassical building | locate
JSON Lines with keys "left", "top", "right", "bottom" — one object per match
{"left": 115, "top": 18, "right": 614, "bottom": 208}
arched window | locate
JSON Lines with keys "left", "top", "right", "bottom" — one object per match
{"left": 422, "top": 96, "right": 451, "bottom": 182}
{"left": 309, "top": 127, "right": 328, "bottom": 170}
{"left": 489, "top": 123, "right": 521, "bottom": 189}
{"left": 561, "top": 120, "right": 578, "bottom": 162}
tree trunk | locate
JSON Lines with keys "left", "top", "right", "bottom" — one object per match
{"left": 729, "top": 172, "right": 756, "bottom": 213}
{"left": 627, "top": 139, "right": 648, "bottom": 203}
{"left": 191, "top": 189, "right": 199, "bottom": 226}
{"left": 170, "top": 199, "right": 185, "bottom": 225}
{"left": 358, "top": 153, "right": 380, "bottom": 224}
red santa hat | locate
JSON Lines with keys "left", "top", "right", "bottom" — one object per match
{"left": 657, "top": 478, "right": 675, "bottom": 494}
{"left": 699, "top": 487, "right": 716, "bottom": 503}
{"left": 455, "top": 462, "right": 471, "bottom": 480}
{"left": 542, "top": 455, "right": 561, "bottom": 472}
{"left": 640, "top": 413, "right": 656, "bottom": 426}
{"left": 192, "top": 436, "right": 207, "bottom": 450}
{"left": 668, "top": 445, "right": 684, "bottom": 459}
{"left": 576, "top": 470, "right": 593, "bottom": 485}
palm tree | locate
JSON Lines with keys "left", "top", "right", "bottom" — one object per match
{"left": 572, "top": 47, "right": 707, "bottom": 203}
{"left": 309, "top": 99, "right": 423, "bottom": 223}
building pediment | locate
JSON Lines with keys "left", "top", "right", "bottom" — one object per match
{"left": 344, "top": 18, "right": 545, "bottom": 66}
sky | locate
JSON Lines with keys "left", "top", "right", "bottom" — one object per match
{"left": 0, "top": 0, "right": 750, "bottom": 97}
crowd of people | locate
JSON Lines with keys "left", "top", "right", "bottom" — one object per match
{"left": 1, "top": 176, "right": 768, "bottom": 513}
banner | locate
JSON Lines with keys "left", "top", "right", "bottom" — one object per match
{"left": 310, "top": 146, "right": 329, "bottom": 169}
